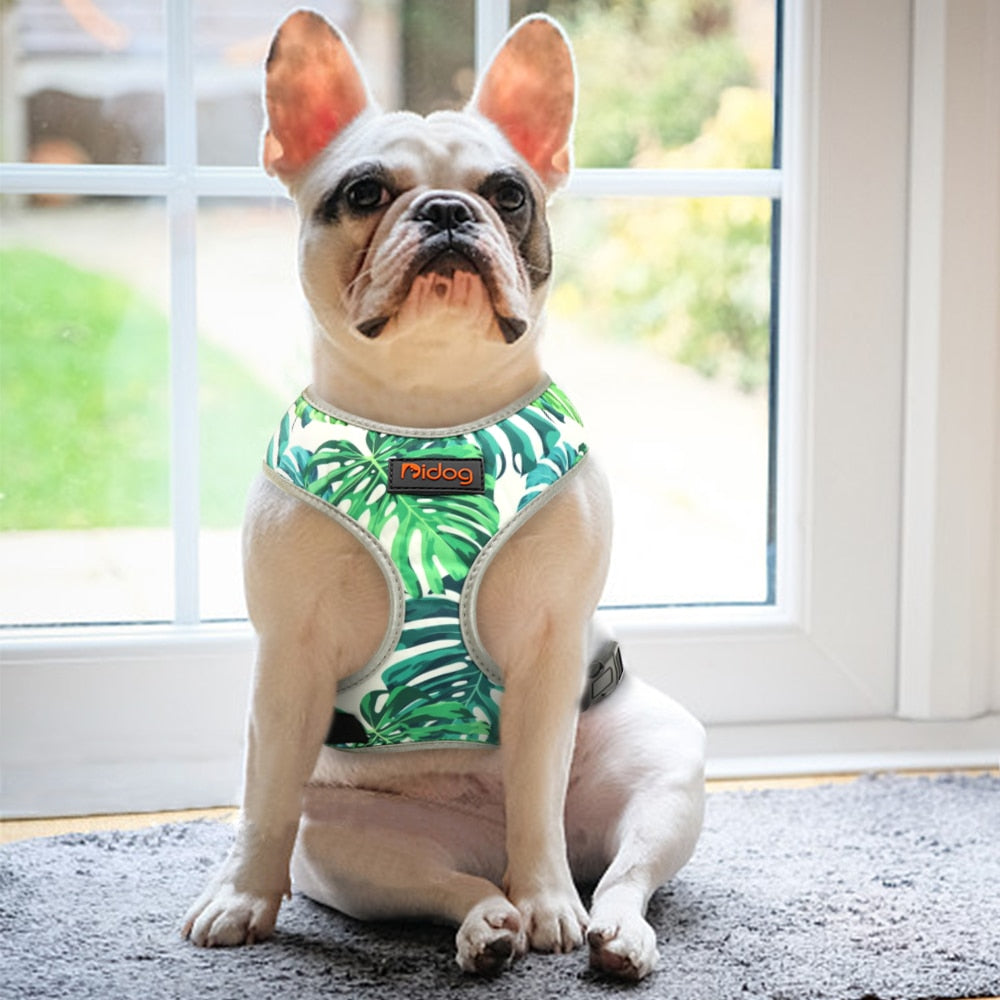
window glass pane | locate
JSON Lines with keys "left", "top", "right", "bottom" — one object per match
{"left": 1, "top": 0, "right": 165, "bottom": 165}
{"left": 0, "top": 197, "right": 172, "bottom": 624}
{"left": 195, "top": 1, "right": 475, "bottom": 166}
{"left": 516, "top": 0, "right": 776, "bottom": 169}
{"left": 400, "top": 0, "right": 474, "bottom": 112}
{"left": 194, "top": 4, "right": 290, "bottom": 168}
{"left": 196, "top": 199, "right": 303, "bottom": 620}
{"left": 547, "top": 196, "right": 772, "bottom": 605}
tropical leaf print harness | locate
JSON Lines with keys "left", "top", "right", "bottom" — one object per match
{"left": 262, "top": 379, "right": 589, "bottom": 751}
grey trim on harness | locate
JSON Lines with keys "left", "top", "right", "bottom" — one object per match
{"left": 299, "top": 373, "right": 554, "bottom": 441}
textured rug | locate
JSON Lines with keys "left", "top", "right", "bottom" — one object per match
{"left": 1, "top": 774, "right": 997, "bottom": 1000}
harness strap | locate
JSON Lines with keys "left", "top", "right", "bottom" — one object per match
{"left": 582, "top": 641, "right": 626, "bottom": 710}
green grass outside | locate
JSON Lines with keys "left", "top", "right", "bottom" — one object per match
{"left": 0, "top": 247, "right": 285, "bottom": 530}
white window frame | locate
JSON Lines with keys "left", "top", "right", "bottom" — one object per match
{"left": 1, "top": 0, "right": 998, "bottom": 818}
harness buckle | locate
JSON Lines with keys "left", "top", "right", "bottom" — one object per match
{"left": 581, "top": 641, "right": 625, "bottom": 710}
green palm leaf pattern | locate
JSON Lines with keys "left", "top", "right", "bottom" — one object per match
{"left": 272, "top": 422, "right": 499, "bottom": 598}
{"left": 263, "top": 384, "right": 587, "bottom": 750}
{"left": 536, "top": 383, "right": 585, "bottom": 424}
{"left": 473, "top": 384, "right": 588, "bottom": 518}
{"left": 341, "top": 596, "right": 501, "bottom": 747}
{"left": 266, "top": 407, "right": 313, "bottom": 481}
{"left": 520, "top": 439, "right": 588, "bottom": 510}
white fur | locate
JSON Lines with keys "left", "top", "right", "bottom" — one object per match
{"left": 182, "top": 12, "right": 705, "bottom": 981}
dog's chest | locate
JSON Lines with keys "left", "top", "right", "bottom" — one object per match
{"left": 263, "top": 382, "right": 589, "bottom": 752}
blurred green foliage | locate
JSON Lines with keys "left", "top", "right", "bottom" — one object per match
{"left": 541, "top": 0, "right": 775, "bottom": 391}
{"left": 547, "top": 0, "right": 756, "bottom": 169}
{"left": 0, "top": 248, "right": 283, "bottom": 530}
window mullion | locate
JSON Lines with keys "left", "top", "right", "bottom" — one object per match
{"left": 164, "top": 0, "right": 200, "bottom": 625}
{"left": 0, "top": 163, "right": 170, "bottom": 197}
{"left": 773, "top": 0, "right": 808, "bottom": 622}
{"left": 568, "top": 167, "right": 782, "bottom": 199}
{"left": 475, "top": 0, "right": 510, "bottom": 72}
{"left": 194, "top": 166, "right": 283, "bottom": 199}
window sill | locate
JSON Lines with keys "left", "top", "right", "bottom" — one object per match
{"left": 2, "top": 618, "right": 997, "bottom": 818}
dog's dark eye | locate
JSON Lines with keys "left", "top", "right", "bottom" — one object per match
{"left": 491, "top": 180, "right": 527, "bottom": 213}
{"left": 316, "top": 167, "right": 393, "bottom": 223}
{"left": 345, "top": 177, "right": 390, "bottom": 213}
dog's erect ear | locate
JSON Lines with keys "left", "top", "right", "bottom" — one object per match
{"left": 262, "top": 10, "right": 375, "bottom": 182}
{"left": 470, "top": 15, "right": 576, "bottom": 192}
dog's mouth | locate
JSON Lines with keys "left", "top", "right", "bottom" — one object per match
{"left": 418, "top": 248, "right": 478, "bottom": 279}
{"left": 356, "top": 241, "right": 528, "bottom": 344}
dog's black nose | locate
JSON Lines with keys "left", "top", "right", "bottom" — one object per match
{"left": 416, "top": 196, "right": 474, "bottom": 232}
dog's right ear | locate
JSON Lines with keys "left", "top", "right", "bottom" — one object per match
{"left": 470, "top": 15, "right": 576, "bottom": 193}
{"left": 262, "top": 10, "right": 375, "bottom": 182}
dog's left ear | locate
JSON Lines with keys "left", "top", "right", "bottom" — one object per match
{"left": 262, "top": 10, "right": 376, "bottom": 183}
{"left": 470, "top": 15, "right": 576, "bottom": 193}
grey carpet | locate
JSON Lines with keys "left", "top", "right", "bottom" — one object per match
{"left": 1, "top": 773, "right": 997, "bottom": 1000}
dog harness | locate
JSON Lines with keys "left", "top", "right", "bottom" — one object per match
{"left": 263, "top": 378, "right": 619, "bottom": 752}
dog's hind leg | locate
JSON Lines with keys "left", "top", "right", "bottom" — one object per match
{"left": 567, "top": 676, "right": 705, "bottom": 981}
{"left": 582, "top": 784, "right": 703, "bottom": 980}
{"left": 292, "top": 785, "right": 523, "bottom": 974}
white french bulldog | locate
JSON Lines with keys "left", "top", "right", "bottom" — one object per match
{"left": 182, "top": 9, "right": 704, "bottom": 981}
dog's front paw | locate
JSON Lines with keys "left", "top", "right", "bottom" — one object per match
{"left": 586, "top": 911, "right": 658, "bottom": 981}
{"left": 455, "top": 897, "right": 526, "bottom": 975}
{"left": 513, "top": 890, "right": 588, "bottom": 955}
{"left": 182, "top": 882, "right": 284, "bottom": 948}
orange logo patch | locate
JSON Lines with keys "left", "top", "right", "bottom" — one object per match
{"left": 387, "top": 457, "right": 485, "bottom": 494}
